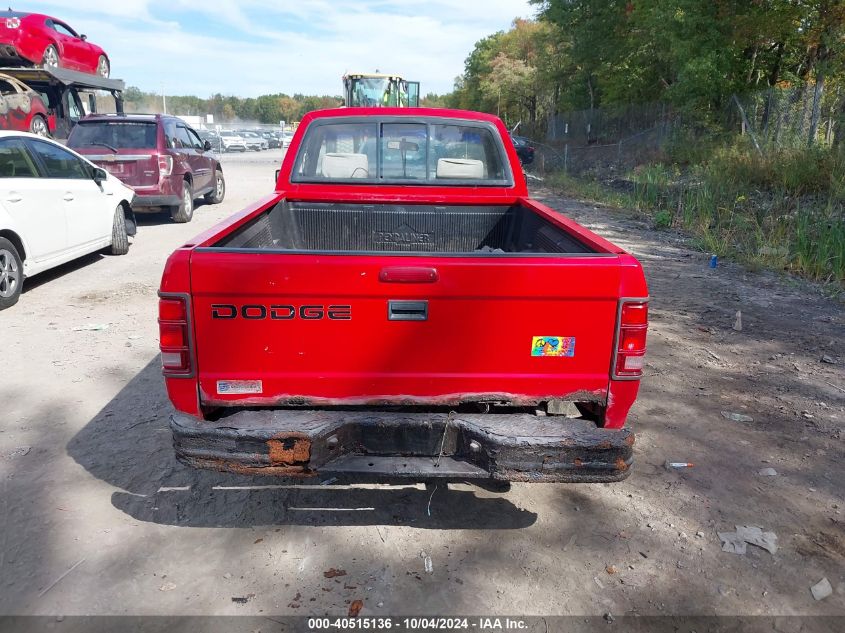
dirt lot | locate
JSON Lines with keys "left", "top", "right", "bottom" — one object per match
{"left": 0, "top": 149, "right": 843, "bottom": 619}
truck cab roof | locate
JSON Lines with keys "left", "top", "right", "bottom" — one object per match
{"left": 278, "top": 107, "right": 528, "bottom": 198}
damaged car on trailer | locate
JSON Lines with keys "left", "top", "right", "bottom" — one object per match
{"left": 159, "top": 107, "right": 649, "bottom": 484}
{"left": 0, "top": 72, "right": 53, "bottom": 136}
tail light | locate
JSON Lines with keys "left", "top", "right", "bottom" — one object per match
{"left": 159, "top": 294, "right": 193, "bottom": 376}
{"left": 613, "top": 299, "right": 648, "bottom": 379}
{"left": 5, "top": 18, "right": 21, "bottom": 28}
{"left": 158, "top": 155, "right": 173, "bottom": 178}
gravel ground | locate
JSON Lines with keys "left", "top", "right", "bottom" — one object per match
{"left": 0, "top": 151, "right": 842, "bottom": 619}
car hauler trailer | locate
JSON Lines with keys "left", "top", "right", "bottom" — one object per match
{"left": 0, "top": 65, "right": 123, "bottom": 139}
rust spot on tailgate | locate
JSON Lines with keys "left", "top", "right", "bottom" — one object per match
{"left": 267, "top": 433, "right": 311, "bottom": 466}
{"left": 615, "top": 457, "right": 630, "bottom": 472}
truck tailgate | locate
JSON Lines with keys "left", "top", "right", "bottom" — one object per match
{"left": 189, "top": 252, "right": 622, "bottom": 407}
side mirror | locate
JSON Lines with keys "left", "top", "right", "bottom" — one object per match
{"left": 92, "top": 167, "right": 107, "bottom": 184}
{"left": 203, "top": 140, "right": 212, "bottom": 151}
{"left": 274, "top": 169, "right": 281, "bottom": 182}
{"left": 80, "top": 34, "right": 87, "bottom": 41}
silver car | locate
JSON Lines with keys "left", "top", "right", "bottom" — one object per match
{"left": 219, "top": 131, "right": 246, "bottom": 152}
{"left": 240, "top": 131, "right": 266, "bottom": 151}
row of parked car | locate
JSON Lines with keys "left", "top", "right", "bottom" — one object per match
{"left": 0, "top": 113, "right": 230, "bottom": 310}
{"left": 197, "top": 128, "right": 292, "bottom": 153}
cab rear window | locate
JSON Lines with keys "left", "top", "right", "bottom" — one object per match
{"left": 68, "top": 121, "right": 157, "bottom": 149}
{"left": 292, "top": 119, "right": 511, "bottom": 186}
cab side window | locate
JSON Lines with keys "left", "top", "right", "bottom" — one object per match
{"left": 27, "top": 140, "right": 88, "bottom": 179}
{"left": 64, "top": 91, "right": 82, "bottom": 121}
{"left": 0, "top": 139, "right": 39, "bottom": 178}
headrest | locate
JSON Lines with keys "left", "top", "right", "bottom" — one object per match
{"left": 436, "top": 158, "right": 484, "bottom": 179}
{"left": 321, "top": 153, "right": 369, "bottom": 179}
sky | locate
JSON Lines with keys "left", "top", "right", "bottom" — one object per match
{"left": 22, "top": 1, "right": 535, "bottom": 98}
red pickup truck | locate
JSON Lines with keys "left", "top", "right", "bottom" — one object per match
{"left": 158, "top": 108, "right": 649, "bottom": 483}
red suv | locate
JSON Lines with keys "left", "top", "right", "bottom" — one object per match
{"left": 67, "top": 114, "right": 225, "bottom": 222}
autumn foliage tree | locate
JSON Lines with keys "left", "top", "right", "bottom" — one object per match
{"left": 450, "top": 2, "right": 845, "bottom": 143}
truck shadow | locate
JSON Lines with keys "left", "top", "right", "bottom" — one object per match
{"left": 110, "top": 480, "right": 536, "bottom": 530}
{"left": 67, "top": 358, "right": 537, "bottom": 530}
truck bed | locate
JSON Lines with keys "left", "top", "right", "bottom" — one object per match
{"left": 213, "top": 201, "right": 597, "bottom": 255}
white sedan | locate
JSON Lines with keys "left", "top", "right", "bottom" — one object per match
{"left": 0, "top": 131, "right": 137, "bottom": 311}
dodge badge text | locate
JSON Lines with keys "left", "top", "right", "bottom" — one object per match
{"left": 211, "top": 304, "right": 353, "bottom": 320}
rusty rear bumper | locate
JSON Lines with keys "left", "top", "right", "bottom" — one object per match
{"left": 170, "top": 410, "right": 634, "bottom": 483}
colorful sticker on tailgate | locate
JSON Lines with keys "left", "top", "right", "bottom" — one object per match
{"left": 531, "top": 336, "right": 575, "bottom": 357}
{"left": 217, "top": 380, "right": 263, "bottom": 395}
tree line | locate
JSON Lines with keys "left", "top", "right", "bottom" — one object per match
{"left": 122, "top": 87, "right": 341, "bottom": 124}
{"left": 122, "top": 87, "right": 449, "bottom": 125}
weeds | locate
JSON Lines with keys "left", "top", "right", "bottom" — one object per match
{"left": 548, "top": 140, "right": 845, "bottom": 289}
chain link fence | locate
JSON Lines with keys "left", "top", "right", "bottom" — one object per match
{"left": 523, "top": 87, "right": 844, "bottom": 176}
{"left": 546, "top": 102, "right": 671, "bottom": 146}
{"left": 730, "top": 85, "right": 843, "bottom": 151}
{"left": 526, "top": 101, "right": 673, "bottom": 176}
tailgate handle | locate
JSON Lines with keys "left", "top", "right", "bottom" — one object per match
{"left": 388, "top": 300, "right": 428, "bottom": 321}
{"left": 379, "top": 267, "right": 438, "bottom": 283}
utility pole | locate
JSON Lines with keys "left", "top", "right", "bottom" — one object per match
{"left": 161, "top": 83, "right": 167, "bottom": 114}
